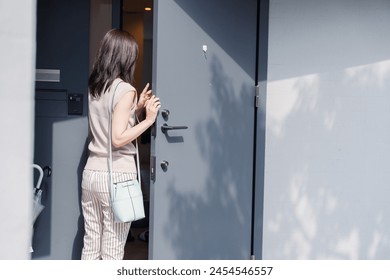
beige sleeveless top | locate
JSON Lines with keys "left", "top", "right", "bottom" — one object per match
{"left": 84, "top": 78, "right": 137, "bottom": 173}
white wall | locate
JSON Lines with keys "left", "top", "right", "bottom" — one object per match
{"left": 263, "top": 0, "right": 390, "bottom": 259}
{"left": 0, "top": 0, "right": 36, "bottom": 259}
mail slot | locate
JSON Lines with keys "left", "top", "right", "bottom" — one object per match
{"left": 35, "top": 89, "right": 68, "bottom": 118}
{"left": 35, "top": 90, "right": 84, "bottom": 117}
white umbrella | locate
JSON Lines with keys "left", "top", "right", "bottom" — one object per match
{"left": 32, "top": 164, "right": 44, "bottom": 222}
{"left": 31, "top": 164, "right": 44, "bottom": 253}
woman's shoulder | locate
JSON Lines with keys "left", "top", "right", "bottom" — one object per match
{"left": 115, "top": 78, "right": 136, "bottom": 94}
{"left": 112, "top": 78, "right": 137, "bottom": 107}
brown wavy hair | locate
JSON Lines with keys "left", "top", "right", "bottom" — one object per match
{"left": 89, "top": 29, "right": 138, "bottom": 98}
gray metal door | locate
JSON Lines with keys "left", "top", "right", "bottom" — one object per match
{"left": 149, "top": 0, "right": 258, "bottom": 259}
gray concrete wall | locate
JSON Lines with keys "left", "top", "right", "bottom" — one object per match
{"left": 263, "top": 0, "right": 390, "bottom": 259}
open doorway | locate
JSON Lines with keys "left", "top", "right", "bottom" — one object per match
{"left": 122, "top": 0, "right": 154, "bottom": 260}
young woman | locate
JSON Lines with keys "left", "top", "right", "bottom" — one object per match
{"left": 81, "top": 29, "right": 160, "bottom": 260}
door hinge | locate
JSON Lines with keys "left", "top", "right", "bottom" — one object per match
{"left": 151, "top": 156, "right": 156, "bottom": 182}
{"left": 255, "top": 85, "right": 260, "bottom": 108}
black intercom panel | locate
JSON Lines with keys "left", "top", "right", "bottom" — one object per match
{"left": 68, "top": 93, "right": 83, "bottom": 115}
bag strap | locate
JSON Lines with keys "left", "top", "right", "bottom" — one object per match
{"left": 108, "top": 81, "right": 141, "bottom": 197}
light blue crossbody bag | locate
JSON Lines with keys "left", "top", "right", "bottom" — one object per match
{"left": 108, "top": 81, "right": 145, "bottom": 223}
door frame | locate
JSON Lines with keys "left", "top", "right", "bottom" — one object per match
{"left": 252, "top": 0, "right": 269, "bottom": 260}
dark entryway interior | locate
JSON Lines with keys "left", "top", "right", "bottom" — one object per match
{"left": 122, "top": 0, "right": 154, "bottom": 260}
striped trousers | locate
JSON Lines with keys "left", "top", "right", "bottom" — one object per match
{"left": 81, "top": 169, "right": 136, "bottom": 260}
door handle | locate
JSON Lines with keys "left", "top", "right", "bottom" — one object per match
{"left": 161, "top": 124, "right": 188, "bottom": 133}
